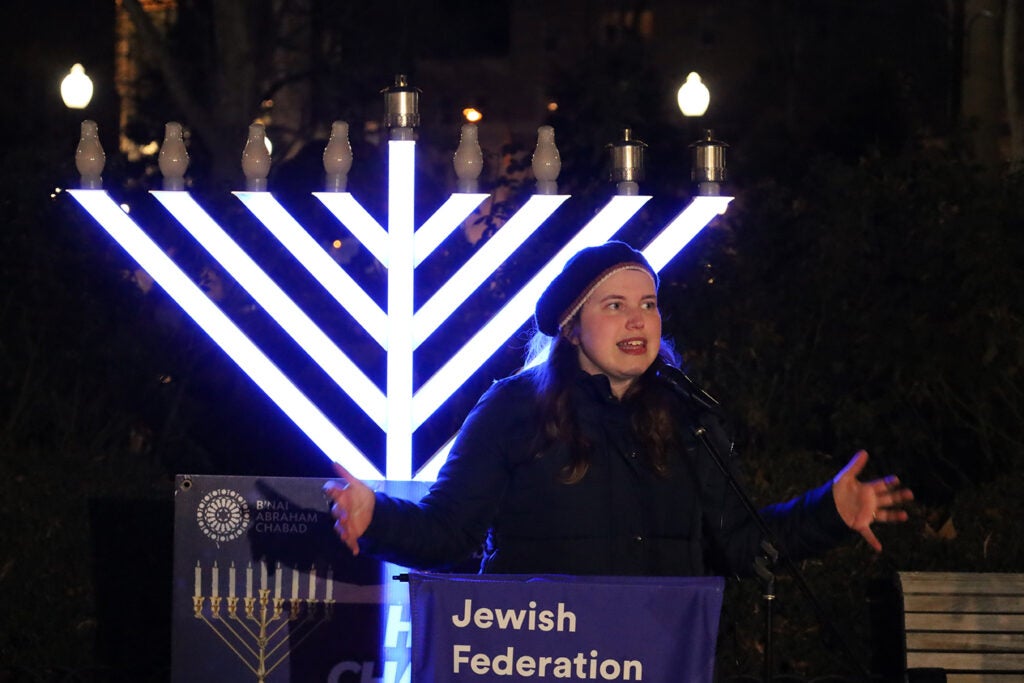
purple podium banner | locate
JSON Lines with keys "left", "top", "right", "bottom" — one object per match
{"left": 408, "top": 572, "right": 724, "bottom": 683}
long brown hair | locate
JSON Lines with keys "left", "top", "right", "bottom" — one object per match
{"left": 527, "top": 321, "right": 682, "bottom": 483}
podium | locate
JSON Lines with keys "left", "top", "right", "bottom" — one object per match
{"left": 172, "top": 475, "right": 723, "bottom": 682}
{"left": 408, "top": 572, "right": 725, "bottom": 683}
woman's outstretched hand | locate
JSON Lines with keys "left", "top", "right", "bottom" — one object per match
{"left": 323, "top": 463, "right": 376, "bottom": 556}
{"left": 832, "top": 450, "right": 914, "bottom": 552}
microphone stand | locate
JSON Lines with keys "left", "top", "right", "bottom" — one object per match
{"left": 658, "top": 367, "right": 871, "bottom": 683}
{"left": 753, "top": 540, "right": 778, "bottom": 683}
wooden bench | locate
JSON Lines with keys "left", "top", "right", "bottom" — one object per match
{"left": 897, "top": 571, "right": 1024, "bottom": 683}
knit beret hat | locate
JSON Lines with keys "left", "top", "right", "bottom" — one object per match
{"left": 534, "top": 241, "right": 658, "bottom": 336}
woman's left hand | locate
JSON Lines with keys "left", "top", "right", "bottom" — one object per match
{"left": 832, "top": 450, "right": 914, "bottom": 552}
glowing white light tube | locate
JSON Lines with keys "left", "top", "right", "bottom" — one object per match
{"left": 151, "top": 191, "right": 387, "bottom": 430}
{"left": 314, "top": 192, "right": 390, "bottom": 267}
{"left": 386, "top": 140, "right": 416, "bottom": 480}
{"left": 415, "top": 437, "right": 455, "bottom": 483}
{"left": 642, "top": 196, "right": 733, "bottom": 271}
{"left": 413, "top": 194, "right": 568, "bottom": 349}
{"left": 234, "top": 191, "right": 388, "bottom": 350}
{"left": 414, "top": 193, "right": 490, "bottom": 267}
{"left": 411, "top": 194, "right": 652, "bottom": 430}
{"left": 68, "top": 190, "right": 383, "bottom": 479}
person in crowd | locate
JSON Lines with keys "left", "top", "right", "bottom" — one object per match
{"left": 324, "top": 241, "right": 913, "bottom": 576}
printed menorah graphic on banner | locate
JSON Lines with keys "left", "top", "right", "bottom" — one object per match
{"left": 192, "top": 560, "right": 334, "bottom": 682}
{"left": 68, "top": 79, "right": 731, "bottom": 482}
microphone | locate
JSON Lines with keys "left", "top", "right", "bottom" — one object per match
{"left": 653, "top": 360, "right": 722, "bottom": 414}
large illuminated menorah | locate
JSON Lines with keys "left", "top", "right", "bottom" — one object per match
{"left": 192, "top": 560, "right": 334, "bottom": 682}
{"left": 68, "top": 81, "right": 731, "bottom": 482}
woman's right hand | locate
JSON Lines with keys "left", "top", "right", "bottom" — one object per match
{"left": 323, "top": 463, "right": 376, "bottom": 555}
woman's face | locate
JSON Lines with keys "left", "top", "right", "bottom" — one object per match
{"left": 569, "top": 268, "right": 661, "bottom": 398}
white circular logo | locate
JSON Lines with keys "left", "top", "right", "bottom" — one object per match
{"left": 196, "top": 488, "right": 251, "bottom": 543}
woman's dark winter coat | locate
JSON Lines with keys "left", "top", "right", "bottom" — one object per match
{"left": 361, "top": 368, "right": 850, "bottom": 576}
